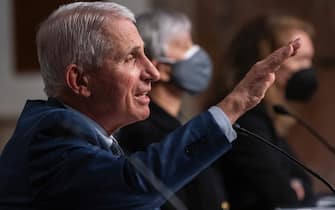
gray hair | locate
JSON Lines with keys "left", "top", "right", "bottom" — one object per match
{"left": 36, "top": 2, "right": 135, "bottom": 97}
{"left": 136, "top": 10, "right": 192, "bottom": 60}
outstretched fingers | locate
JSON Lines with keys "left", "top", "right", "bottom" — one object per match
{"left": 262, "top": 38, "right": 301, "bottom": 71}
{"left": 288, "top": 38, "right": 301, "bottom": 56}
{"left": 216, "top": 38, "right": 301, "bottom": 124}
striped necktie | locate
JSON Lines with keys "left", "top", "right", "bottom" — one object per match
{"left": 109, "top": 137, "right": 124, "bottom": 155}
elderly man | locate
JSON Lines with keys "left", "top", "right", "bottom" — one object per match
{"left": 0, "top": 2, "right": 300, "bottom": 210}
{"left": 117, "top": 10, "right": 226, "bottom": 210}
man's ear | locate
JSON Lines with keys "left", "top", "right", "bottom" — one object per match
{"left": 65, "top": 64, "right": 91, "bottom": 97}
{"left": 151, "top": 60, "right": 172, "bottom": 82}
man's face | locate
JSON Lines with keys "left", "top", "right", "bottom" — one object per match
{"left": 88, "top": 18, "right": 160, "bottom": 131}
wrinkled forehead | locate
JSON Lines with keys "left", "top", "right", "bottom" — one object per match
{"left": 103, "top": 17, "right": 144, "bottom": 58}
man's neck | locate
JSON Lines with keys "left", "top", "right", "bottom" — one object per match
{"left": 55, "top": 94, "right": 116, "bottom": 135}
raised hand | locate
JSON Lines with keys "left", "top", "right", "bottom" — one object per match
{"left": 218, "top": 38, "right": 301, "bottom": 123}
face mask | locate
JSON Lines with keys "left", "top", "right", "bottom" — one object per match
{"left": 168, "top": 45, "right": 213, "bottom": 94}
{"left": 285, "top": 67, "right": 318, "bottom": 102}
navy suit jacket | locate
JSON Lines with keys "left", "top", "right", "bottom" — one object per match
{"left": 0, "top": 98, "right": 232, "bottom": 210}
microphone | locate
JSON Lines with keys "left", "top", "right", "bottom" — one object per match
{"left": 233, "top": 123, "right": 335, "bottom": 194}
{"left": 273, "top": 104, "right": 335, "bottom": 156}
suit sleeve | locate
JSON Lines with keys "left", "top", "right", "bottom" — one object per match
{"left": 28, "top": 110, "right": 232, "bottom": 210}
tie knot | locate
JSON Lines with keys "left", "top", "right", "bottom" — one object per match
{"left": 109, "top": 137, "right": 124, "bottom": 156}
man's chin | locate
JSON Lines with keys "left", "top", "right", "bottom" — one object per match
{"left": 129, "top": 108, "right": 150, "bottom": 124}
{"left": 139, "top": 110, "right": 150, "bottom": 121}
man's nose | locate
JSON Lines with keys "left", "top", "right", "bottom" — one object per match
{"left": 143, "top": 56, "right": 160, "bottom": 82}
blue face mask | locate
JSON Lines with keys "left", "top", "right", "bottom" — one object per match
{"left": 159, "top": 45, "right": 213, "bottom": 94}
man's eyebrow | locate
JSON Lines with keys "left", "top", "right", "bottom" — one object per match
{"left": 119, "top": 40, "right": 144, "bottom": 60}
{"left": 127, "top": 45, "right": 143, "bottom": 55}
{"left": 132, "top": 45, "right": 142, "bottom": 52}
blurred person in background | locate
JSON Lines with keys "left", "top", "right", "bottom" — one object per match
{"left": 116, "top": 10, "right": 229, "bottom": 210}
{"left": 218, "top": 14, "right": 318, "bottom": 210}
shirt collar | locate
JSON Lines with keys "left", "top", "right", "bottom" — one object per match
{"left": 61, "top": 102, "right": 116, "bottom": 147}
